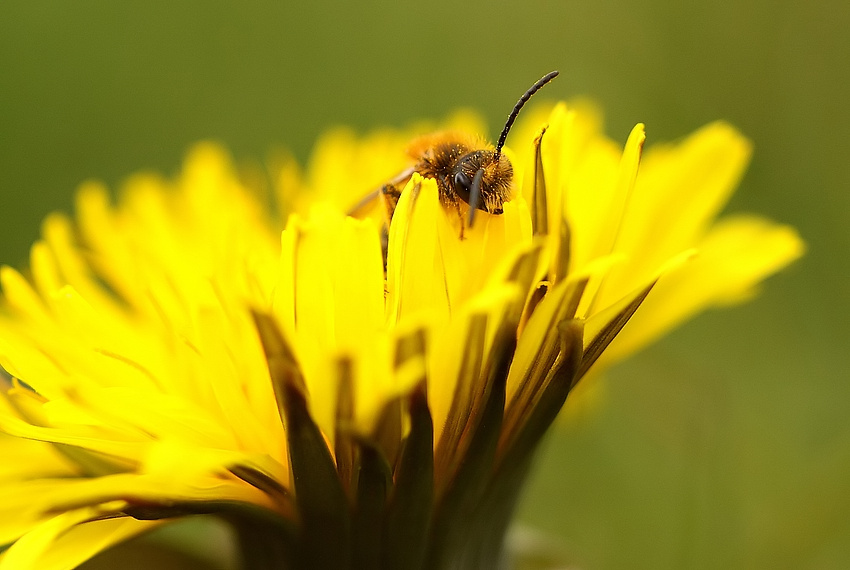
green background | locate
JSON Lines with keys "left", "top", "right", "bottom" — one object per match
{"left": 1, "top": 1, "right": 847, "bottom": 568}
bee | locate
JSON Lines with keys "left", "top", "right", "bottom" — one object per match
{"left": 353, "top": 71, "right": 559, "bottom": 233}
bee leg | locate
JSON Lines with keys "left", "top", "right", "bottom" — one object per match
{"left": 380, "top": 182, "right": 403, "bottom": 227}
{"left": 453, "top": 200, "right": 467, "bottom": 240}
{"left": 349, "top": 167, "right": 414, "bottom": 220}
{"left": 380, "top": 224, "right": 390, "bottom": 275}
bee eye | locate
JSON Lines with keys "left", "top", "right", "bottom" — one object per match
{"left": 454, "top": 171, "right": 472, "bottom": 190}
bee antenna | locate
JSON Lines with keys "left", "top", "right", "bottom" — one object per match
{"left": 494, "top": 70, "right": 559, "bottom": 159}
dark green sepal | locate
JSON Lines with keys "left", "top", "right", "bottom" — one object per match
{"left": 459, "top": 320, "right": 583, "bottom": 568}
{"left": 371, "top": 396, "right": 403, "bottom": 472}
{"left": 335, "top": 357, "right": 357, "bottom": 498}
{"left": 252, "top": 311, "right": 351, "bottom": 570}
{"left": 434, "top": 313, "right": 487, "bottom": 487}
{"left": 121, "top": 499, "right": 299, "bottom": 569}
{"left": 578, "top": 281, "right": 655, "bottom": 381}
{"left": 497, "top": 320, "right": 583, "bottom": 469}
{"left": 229, "top": 465, "right": 294, "bottom": 514}
{"left": 425, "top": 323, "right": 516, "bottom": 569}
{"left": 223, "top": 505, "right": 300, "bottom": 570}
{"left": 502, "top": 277, "right": 587, "bottom": 440}
{"left": 351, "top": 439, "right": 392, "bottom": 570}
{"left": 381, "top": 381, "right": 433, "bottom": 570}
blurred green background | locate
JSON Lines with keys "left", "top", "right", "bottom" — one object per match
{"left": 1, "top": 1, "right": 847, "bottom": 568}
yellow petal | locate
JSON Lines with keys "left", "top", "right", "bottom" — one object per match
{"left": 0, "top": 505, "right": 160, "bottom": 570}
{"left": 386, "top": 176, "right": 450, "bottom": 327}
{"left": 0, "top": 435, "right": 76, "bottom": 483}
{"left": 603, "top": 215, "right": 805, "bottom": 361}
{"left": 0, "top": 266, "right": 51, "bottom": 325}
{"left": 428, "top": 282, "right": 520, "bottom": 444}
{"left": 13, "top": 517, "right": 161, "bottom": 570}
{"left": 601, "top": 121, "right": 753, "bottom": 303}
{"left": 0, "top": 409, "right": 148, "bottom": 463}
{"left": 590, "top": 123, "right": 646, "bottom": 263}
{"left": 507, "top": 255, "right": 616, "bottom": 404}
{"left": 562, "top": 126, "right": 625, "bottom": 273}
{"left": 75, "top": 181, "right": 142, "bottom": 306}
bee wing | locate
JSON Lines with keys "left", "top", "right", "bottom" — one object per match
{"left": 348, "top": 188, "right": 383, "bottom": 218}
{"left": 348, "top": 167, "right": 415, "bottom": 220}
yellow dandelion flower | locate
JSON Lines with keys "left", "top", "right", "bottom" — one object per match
{"left": 0, "top": 92, "right": 802, "bottom": 570}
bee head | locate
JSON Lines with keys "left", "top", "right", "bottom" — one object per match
{"left": 457, "top": 71, "right": 559, "bottom": 227}
{"left": 451, "top": 150, "right": 513, "bottom": 218}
